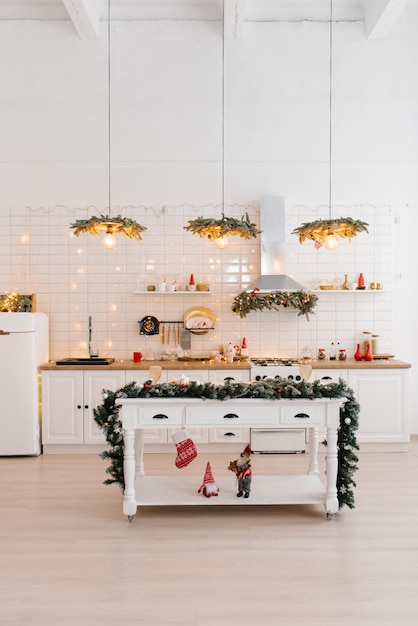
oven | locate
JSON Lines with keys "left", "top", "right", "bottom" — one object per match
{"left": 250, "top": 358, "right": 306, "bottom": 454}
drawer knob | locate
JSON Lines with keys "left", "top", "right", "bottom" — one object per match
{"left": 152, "top": 413, "right": 169, "bottom": 420}
{"left": 223, "top": 413, "right": 239, "bottom": 420}
{"left": 294, "top": 412, "right": 310, "bottom": 419}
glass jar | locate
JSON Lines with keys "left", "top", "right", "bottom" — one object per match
{"left": 338, "top": 349, "right": 347, "bottom": 361}
{"left": 363, "top": 331, "right": 372, "bottom": 353}
{"left": 317, "top": 348, "right": 326, "bottom": 360}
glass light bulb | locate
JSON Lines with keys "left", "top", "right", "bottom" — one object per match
{"left": 216, "top": 235, "right": 229, "bottom": 249}
{"left": 324, "top": 234, "right": 338, "bottom": 250}
{"left": 103, "top": 233, "right": 117, "bottom": 249}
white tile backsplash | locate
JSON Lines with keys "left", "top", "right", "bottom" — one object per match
{"left": 0, "top": 203, "right": 394, "bottom": 361}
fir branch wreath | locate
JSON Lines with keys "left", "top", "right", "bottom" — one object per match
{"left": 184, "top": 213, "right": 261, "bottom": 241}
{"left": 231, "top": 289, "right": 319, "bottom": 319}
{"left": 93, "top": 377, "right": 359, "bottom": 510}
{"left": 70, "top": 215, "right": 147, "bottom": 241}
{"left": 292, "top": 217, "right": 369, "bottom": 248}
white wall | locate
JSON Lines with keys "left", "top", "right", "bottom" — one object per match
{"left": 0, "top": 15, "right": 417, "bottom": 430}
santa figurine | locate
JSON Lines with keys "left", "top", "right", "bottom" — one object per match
{"left": 198, "top": 462, "right": 219, "bottom": 498}
{"left": 228, "top": 444, "right": 252, "bottom": 498}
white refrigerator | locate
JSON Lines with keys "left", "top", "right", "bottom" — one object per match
{"left": 0, "top": 312, "right": 49, "bottom": 455}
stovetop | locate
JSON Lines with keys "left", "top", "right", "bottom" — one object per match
{"left": 250, "top": 357, "right": 301, "bottom": 367}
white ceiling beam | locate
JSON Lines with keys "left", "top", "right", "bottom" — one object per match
{"left": 61, "top": 0, "right": 101, "bottom": 40}
{"left": 365, "top": 0, "right": 411, "bottom": 39}
{"left": 224, "top": 0, "right": 246, "bottom": 40}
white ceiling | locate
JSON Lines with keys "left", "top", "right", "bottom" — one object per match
{"left": 0, "top": 0, "right": 415, "bottom": 40}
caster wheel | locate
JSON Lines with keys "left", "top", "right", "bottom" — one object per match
{"left": 326, "top": 512, "right": 333, "bottom": 520}
{"left": 128, "top": 515, "right": 133, "bottom": 523}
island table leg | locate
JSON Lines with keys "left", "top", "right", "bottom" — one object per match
{"left": 307, "top": 427, "right": 319, "bottom": 476}
{"left": 123, "top": 428, "right": 137, "bottom": 520}
{"left": 325, "top": 424, "right": 339, "bottom": 518}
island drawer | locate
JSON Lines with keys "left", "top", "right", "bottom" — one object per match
{"left": 185, "top": 404, "right": 279, "bottom": 427}
{"left": 209, "top": 427, "right": 250, "bottom": 444}
{"left": 139, "top": 405, "right": 183, "bottom": 427}
{"left": 280, "top": 404, "right": 325, "bottom": 426}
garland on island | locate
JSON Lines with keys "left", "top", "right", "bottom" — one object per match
{"left": 231, "top": 289, "right": 318, "bottom": 319}
{"left": 93, "top": 377, "right": 359, "bottom": 510}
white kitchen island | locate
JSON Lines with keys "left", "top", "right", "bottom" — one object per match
{"left": 117, "top": 397, "right": 345, "bottom": 521}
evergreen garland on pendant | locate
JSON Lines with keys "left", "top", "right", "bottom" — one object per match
{"left": 93, "top": 377, "right": 359, "bottom": 510}
{"left": 231, "top": 290, "right": 319, "bottom": 319}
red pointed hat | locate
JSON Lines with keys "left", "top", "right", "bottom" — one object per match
{"left": 242, "top": 444, "right": 251, "bottom": 457}
{"left": 202, "top": 461, "right": 215, "bottom": 483}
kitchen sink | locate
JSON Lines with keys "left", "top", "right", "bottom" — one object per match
{"left": 56, "top": 357, "right": 115, "bottom": 365}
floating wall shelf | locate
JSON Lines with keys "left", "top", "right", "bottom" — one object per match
{"left": 133, "top": 291, "right": 212, "bottom": 295}
{"left": 312, "top": 289, "right": 385, "bottom": 294}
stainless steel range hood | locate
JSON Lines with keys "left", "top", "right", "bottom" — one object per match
{"left": 247, "top": 196, "right": 306, "bottom": 293}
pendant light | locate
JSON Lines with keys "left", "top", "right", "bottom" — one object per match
{"left": 292, "top": 0, "right": 368, "bottom": 249}
{"left": 70, "top": 0, "right": 146, "bottom": 248}
{"left": 184, "top": 0, "right": 261, "bottom": 247}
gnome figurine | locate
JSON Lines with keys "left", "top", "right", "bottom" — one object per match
{"left": 228, "top": 444, "right": 252, "bottom": 498}
{"left": 198, "top": 462, "right": 219, "bottom": 498}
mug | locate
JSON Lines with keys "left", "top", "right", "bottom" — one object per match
{"left": 133, "top": 351, "right": 143, "bottom": 363}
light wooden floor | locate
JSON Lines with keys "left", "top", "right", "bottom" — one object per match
{"left": 1, "top": 439, "right": 418, "bottom": 626}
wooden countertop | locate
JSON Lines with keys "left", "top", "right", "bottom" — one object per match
{"left": 309, "top": 358, "right": 410, "bottom": 369}
{"left": 39, "top": 359, "right": 252, "bottom": 371}
{"left": 40, "top": 358, "right": 411, "bottom": 371}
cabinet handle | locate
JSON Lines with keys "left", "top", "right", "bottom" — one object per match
{"left": 85, "top": 405, "right": 89, "bottom": 409}
{"left": 321, "top": 376, "right": 332, "bottom": 381}
{"left": 294, "top": 412, "right": 310, "bottom": 419}
{"left": 223, "top": 413, "right": 239, "bottom": 420}
{"left": 223, "top": 432, "right": 236, "bottom": 437}
{"left": 77, "top": 405, "right": 82, "bottom": 409}
{"left": 224, "top": 376, "right": 235, "bottom": 382}
{"left": 152, "top": 413, "right": 169, "bottom": 420}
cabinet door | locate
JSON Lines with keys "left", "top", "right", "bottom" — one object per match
{"left": 42, "top": 371, "right": 84, "bottom": 444}
{"left": 83, "top": 371, "right": 126, "bottom": 444}
{"left": 208, "top": 369, "right": 251, "bottom": 385}
{"left": 347, "top": 369, "right": 409, "bottom": 444}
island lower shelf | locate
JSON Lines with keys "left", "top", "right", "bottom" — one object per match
{"left": 134, "top": 475, "right": 326, "bottom": 507}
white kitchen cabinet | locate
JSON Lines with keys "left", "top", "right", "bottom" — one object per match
{"left": 347, "top": 369, "right": 410, "bottom": 450}
{"left": 42, "top": 371, "right": 84, "bottom": 444}
{"left": 42, "top": 370, "right": 125, "bottom": 446}
{"left": 83, "top": 371, "right": 126, "bottom": 443}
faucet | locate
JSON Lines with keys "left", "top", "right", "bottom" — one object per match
{"left": 88, "top": 316, "right": 99, "bottom": 358}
